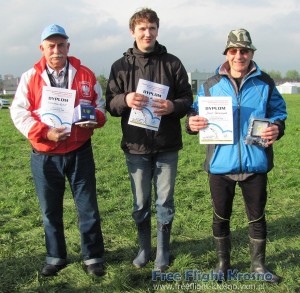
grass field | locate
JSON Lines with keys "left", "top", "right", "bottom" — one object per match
{"left": 0, "top": 95, "right": 299, "bottom": 293}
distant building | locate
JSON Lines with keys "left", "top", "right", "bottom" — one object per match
{"left": 187, "top": 70, "right": 214, "bottom": 94}
{"left": 2, "top": 74, "right": 19, "bottom": 95}
{"left": 276, "top": 82, "right": 300, "bottom": 94}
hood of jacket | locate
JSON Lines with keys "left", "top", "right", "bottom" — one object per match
{"left": 123, "top": 41, "right": 167, "bottom": 61}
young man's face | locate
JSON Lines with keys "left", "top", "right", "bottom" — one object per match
{"left": 130, "top": 21, "right": 158, "bottom": 53}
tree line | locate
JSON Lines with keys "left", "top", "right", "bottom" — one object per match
{"left": 1, "top": 70, "right": 299, "bottom": 95}
{"left": 263, "top": 69, "right": 300, "bottom": 84}
{"left": 97, "top": 70, "right": 300, "bottom": 92}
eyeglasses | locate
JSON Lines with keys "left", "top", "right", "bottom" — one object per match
{"left": 227, "top": 48, "right": 251, "bottom": 55}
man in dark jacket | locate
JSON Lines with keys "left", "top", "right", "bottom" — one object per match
{"left": 106, "top": 8, "right": 193, "bottom": 271}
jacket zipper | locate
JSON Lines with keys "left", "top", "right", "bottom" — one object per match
{"left": 237, "top": 98, "right": 242, "bottom": 173}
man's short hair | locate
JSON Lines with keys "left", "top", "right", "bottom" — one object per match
{"left": 129, "top": 8, "right": 159, "bottom": 31}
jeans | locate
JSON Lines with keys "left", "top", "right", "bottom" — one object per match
{"left": 125, "top": 151, "right": 178, "bottom": 225}
{"left": 30, "top": 144, "right": 104, "bottom": 266}
{"left": 209, "top": 173, "right": 267, "bottom": 239}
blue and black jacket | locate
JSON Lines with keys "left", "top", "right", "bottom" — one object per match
{"left": 186, "top": 61, "right": 287, "bottom": 174}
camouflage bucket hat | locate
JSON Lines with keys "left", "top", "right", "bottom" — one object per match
{"left": 223, "top": 28, "right": 256, "bottom": 54}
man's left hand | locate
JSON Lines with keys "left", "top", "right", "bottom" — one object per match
{"left": 261, "top": 124, "right": 279, "bottom": 146}
{"left": 152, "top": 98, "right": 174, "bottom": 116}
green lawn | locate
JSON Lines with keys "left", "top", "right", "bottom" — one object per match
{"left": 0, "top": 95, "right": 299, "bottom": 292}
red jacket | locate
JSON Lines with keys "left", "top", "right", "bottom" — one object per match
{"left": 11, "top": 56, "right": 107, "bottom": 153}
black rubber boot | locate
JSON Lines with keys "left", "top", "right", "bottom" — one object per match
{"left": 249, "top": 237, "right": 281, "bottom": 283}
{"left": 154, "top": 222, "right": 172, "bottom": 271}
{"left": 132, "top": 219, "right": 151, "bottom": 268}
{"left": 213, "top": 235, "right": 231, "bottom": 282}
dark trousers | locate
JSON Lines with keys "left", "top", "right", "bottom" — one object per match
{"left": 209, "top": 173, "right": 267, "bottom": 239}
{"left": 31, "top": 144, "right": 104, "bottom": 265}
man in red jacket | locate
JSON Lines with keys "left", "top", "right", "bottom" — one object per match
{"left": 10, "top": 24, "right": 107, "bottom": 277}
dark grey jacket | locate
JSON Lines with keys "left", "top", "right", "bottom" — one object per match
{"left": 106, "top": 41, "right": 193, "bottom": 154}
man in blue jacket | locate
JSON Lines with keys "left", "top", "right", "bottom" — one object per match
{"left": 186, "top": 28, "right": 287, "bottom": 283}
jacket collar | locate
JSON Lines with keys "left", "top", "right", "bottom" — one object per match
{"left": 125, "top": 41, "right": 167, "bottom": 59}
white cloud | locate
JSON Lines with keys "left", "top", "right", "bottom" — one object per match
{"left": 0, "top": 0, "right": 299, "bottom": 77}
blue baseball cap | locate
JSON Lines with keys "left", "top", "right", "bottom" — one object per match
{"left": 41, "top": 24, "right": 69, "bottom": 42}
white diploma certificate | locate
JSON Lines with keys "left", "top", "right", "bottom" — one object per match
{"left": 198, "top": 96, "right": 233, "bottom": 144}
{"left": 128, "top": 79, "right": 169, "bottom": 131}
{"left": 41, "top": 86, "right": 76, "bottom": 133}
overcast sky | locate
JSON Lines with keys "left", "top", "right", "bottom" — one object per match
{"left": 1, "top": 0, "right": 299, "bottom": 78}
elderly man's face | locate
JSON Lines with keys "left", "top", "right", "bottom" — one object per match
{"left": 226, "top": 48, "right": 254, "bottom": 78}
{"left": 40, "top": 35, "right": 70, "bottom": 72}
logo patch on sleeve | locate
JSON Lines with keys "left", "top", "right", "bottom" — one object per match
{"left": 80, "top": 81, "right": 91, "bottom": 97}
